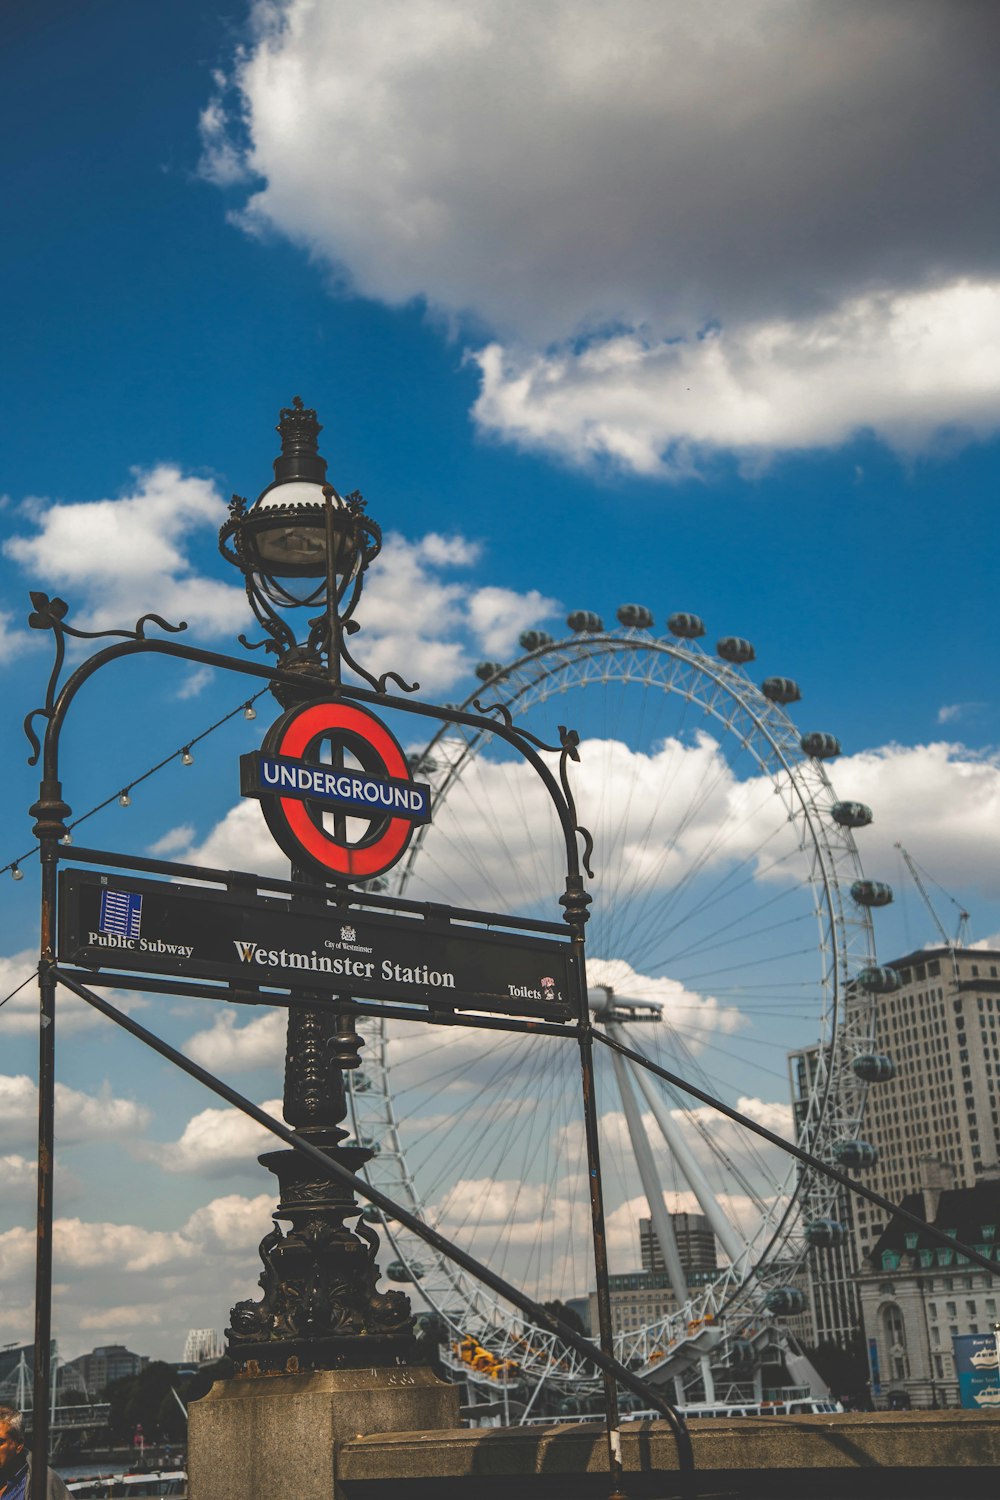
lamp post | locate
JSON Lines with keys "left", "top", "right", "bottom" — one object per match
{"left": 219, "top": 399, "right": 416, "bottom": 1374}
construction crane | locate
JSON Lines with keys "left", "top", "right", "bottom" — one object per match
{"left": 894, "top": 842, "right": 970, "bottom": 947}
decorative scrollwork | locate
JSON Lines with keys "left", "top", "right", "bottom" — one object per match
{"left": 23, "top": 593, "right": 187, "bottom": 762}
{"left": 337, "top": 631, "right": 419, "bottom": 696}
{"left": 558, "top": 726, "right": 594, "bottom": 879}
{"left": 471, "top": 696, "right": 514, "bottom": 729}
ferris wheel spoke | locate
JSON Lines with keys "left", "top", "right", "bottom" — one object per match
{"left": 609, "top": 1043, "right": 689, "bottom": 1303}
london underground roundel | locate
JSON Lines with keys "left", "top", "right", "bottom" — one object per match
{"left": 243, "top": 700, "right": 431, "bottom": 881}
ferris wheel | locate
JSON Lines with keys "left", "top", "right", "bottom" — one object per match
{"left": 347, "top": 608, "right": 886, "bottom": 1410}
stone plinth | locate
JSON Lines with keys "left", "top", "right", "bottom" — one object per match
{"left": 188, "top": 1367, "right": 459, "bottom": 1500}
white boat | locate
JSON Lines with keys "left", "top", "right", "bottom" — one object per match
{"left": 64, "top": 1469, "right": 186, "bottom": 1497}
{"left": 969, "top": 1348, "right": 999, "bottom": 1369}
{"left": 973, "top": 1386, "right": 1000, "bottom": 1408}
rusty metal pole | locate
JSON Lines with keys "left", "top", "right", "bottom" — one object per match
{"left": 563, "top": 874, "right": 627, "bottom": 1500}
{"left": 29, "top": 776, "right": 69, "bottom": 1486}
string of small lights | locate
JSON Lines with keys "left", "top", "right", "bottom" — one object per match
{"left": 3, "top": 689, "right": 269, "bottom": 881}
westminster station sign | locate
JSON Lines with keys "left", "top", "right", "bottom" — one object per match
{"left": 58, "top": 869, "right": 574, "bottom": 1021}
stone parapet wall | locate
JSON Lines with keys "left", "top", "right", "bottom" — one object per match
{"left": 338, "top": 1411, "right": 1000, "bottom": 1499}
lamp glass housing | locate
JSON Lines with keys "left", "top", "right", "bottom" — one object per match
{"left": 249, "top": 482, "right": 355, "bottom": 578}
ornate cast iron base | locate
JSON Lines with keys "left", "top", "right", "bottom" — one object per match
{"left": 227, "top": 1127, "right": 417, "bottom": 1374}
{"left": 227, "top": 1003, "right": 417, "bottom": 1374}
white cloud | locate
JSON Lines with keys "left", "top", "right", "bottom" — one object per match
{"left": 0, "top": 1192, "right": 275, "bottom": 1359}
{"left": 176, "top": 665, "right": 215, "bottom": 699}
{"left": 204, "top": 1, "right": 1000, "bottom": 471}
{"left": 358, "top": 531, "right": 557, "bottom": 691}
{"left": 936, "top": 702, "right": 985, "bottom": 726}
{"left": 3, "top": 466, "right": 246, "bottom": 638}
{"left": 0, "top": 1154, "right": 37, "bottom": 1200}
{"left": 831, "top": 741, "right": 1000, "bottom": 898}
{"left": 184, "top": 1008, "right": 286, "bottom": 1072}
{"left": 472, "top": 282, "right": 1000, "bottom": 476}
{"left": 150, "top": 1099, "right": 285, "bottom": 1176}
{"left": 465, "top": 586, "right": 561, "bottom": 659}
{"left": 3, "top": 468, "right": 551, "bottom": 691}
{"left": 0, "top": 1075, "right": 150, "bottom": 1152}
{"left": 0, "top": 606, "right": 45, "bottom": 668}
{"left": 148, "top": 823, "right": 197, "bottom": 857}
{"left": 80, "top": 1304, "right": 162, "bottom": 1332}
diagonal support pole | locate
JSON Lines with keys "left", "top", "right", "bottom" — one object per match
{"left": 593, "top": 1027, "right": 1000, "bottom": 1282}
{"left": 51, "top": 968, "right": 696, "bottom": 1495}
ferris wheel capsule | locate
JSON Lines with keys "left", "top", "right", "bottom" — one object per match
{"left": 616, "top": 603, "right": 654, "bottom": 629}
{"left": 805, "top": 1219, "right": 848, "bottom": 1248}
{"left": 856, "top": 965, "right": 902, "bottom": 993}
{"left": 765, "top": 1287, "right": 806, "bottom": 1315}
{"left": 801, "top": 731, "right": 841, "bottom": 759}
{"left": 567, "top": 610, "right": 604, "bottom": 632}
{"left": 851, "top": 879, "right": 893, "bottom": 908}
{"left": 761, "top": 676, "right": 801, "bottom": 705}
{"left": 519, "top": 630, "right": 554, "bottom": 651}
{"left": 832, "top": 801, "right": 873, "bottom": 828}
{"left": 475, "top": 661, "right": 506, "bottom": 682}
{"left": 716, "top": 636, "right": 755, "bottom": 664}
{"left": 387, "top": 1259, "right": 425, "bottom": 1282}
{"left": 852, "top": 1052, "right": 897, "bottom": 1083}
{"left": 667, "top": 611, "right": 706, "bottom": 639}
{"left": 832, "top": 1140, "right": 878, "bottom": 1169}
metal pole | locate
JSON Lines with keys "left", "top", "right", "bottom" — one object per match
{"left": 577, "top": 1019, "right": 628, "bottom": 1499}
{"left": 30, "top": 776, "right": 66, "bottom": 1488}
{"left": 563, "top": 876, "right": 628, "bottom": 1500}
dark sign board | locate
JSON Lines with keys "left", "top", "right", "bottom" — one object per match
{"left": 58, "top": 869, "right": 574, "bottom": 1022}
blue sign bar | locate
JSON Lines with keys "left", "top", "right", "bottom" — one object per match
{"left": 246, "top": 753, "right": 431, "bottom": 823}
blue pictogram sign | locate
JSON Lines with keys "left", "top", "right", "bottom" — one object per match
{"left": 99, "top": 888, "right": 143, "bottom": 940}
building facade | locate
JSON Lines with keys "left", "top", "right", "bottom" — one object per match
{"left": 790, "top": 944, "right": 1000, "bottom": 1347}
{"left": 851, "top": 945, "right": 1000, "bottom": 1261}
{"left": 64, "top": 1344, "right": 148, "bottom": 1396}
{"left": 183, "top": 1328, "right": 223, "bottom": 1365}
{"left": 857, "top": 1174, "right": 1000, "bottom": 1408}
{"left": 639, "top": 1213, "right": 717, "bottom": 1277}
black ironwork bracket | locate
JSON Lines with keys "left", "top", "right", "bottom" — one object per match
{"left": 23, "top": 593, "right": 187, "bottom": 765}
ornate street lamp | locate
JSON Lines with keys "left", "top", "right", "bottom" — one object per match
{"left": 219, "top": 399, "right": 417, "bottom": 1375}
{"left": 219, "top": 396, "right": 382, "bottom": 695}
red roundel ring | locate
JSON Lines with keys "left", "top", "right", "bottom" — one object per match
{"left": 263, "top": 701, "right": 416, "bottom": 880}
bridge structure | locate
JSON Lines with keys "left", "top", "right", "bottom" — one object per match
{"left": 0, "top": 1346, "right": 110, "bottom": 1450}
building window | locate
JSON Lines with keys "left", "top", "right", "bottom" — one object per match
{"left": 883, "top": 1303, "right": 909, "bottom": 1381}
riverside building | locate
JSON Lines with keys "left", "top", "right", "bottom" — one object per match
{"left": 790, "top": 943, "right": 1000, "bottom": 1349}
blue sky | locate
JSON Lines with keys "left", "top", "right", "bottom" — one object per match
{"left": 1, "top": 0, "right": 999, "bottom": 1365}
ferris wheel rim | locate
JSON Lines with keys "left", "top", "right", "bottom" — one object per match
{"left": 348, "top": 625, "right": 878, "bottom": 1389}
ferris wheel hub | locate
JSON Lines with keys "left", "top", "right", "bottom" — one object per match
{"left": 588, "top": 984, "right": 663, "bottom": 1023}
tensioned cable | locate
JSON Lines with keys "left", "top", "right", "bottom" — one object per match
{"left": 2, "top": 688, "right": 270, "bottom": 880}
{"left": 0, "top": 972, "right": 37, "bottom": 1008}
